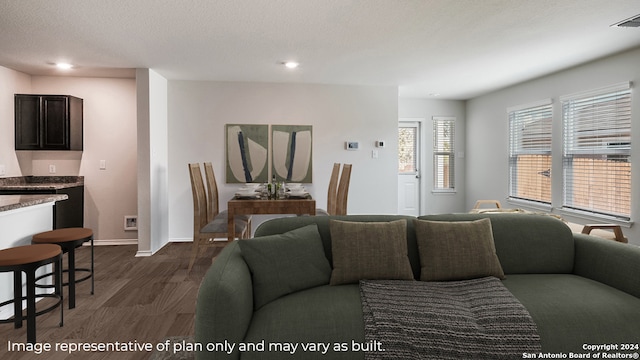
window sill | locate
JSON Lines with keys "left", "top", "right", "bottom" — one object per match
{"left": 506, "top": 198, "right": 552, "bottom": 212}
{"left": 558, "top": 208, "right": 633, "bottom": 228}
{"left": 431, "top": 190, "right": 457, "bottom": 195}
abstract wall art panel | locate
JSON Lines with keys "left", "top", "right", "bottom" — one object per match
{"left": 226, "top": 124, "right": 269, "bottom": 183}
{"left": 272, "top": 125, "right": 312, "bottom": 183}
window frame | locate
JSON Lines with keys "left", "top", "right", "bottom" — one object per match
{"left": 432, "top": 117, "right": 455, "bottom": 192}
{"left": 560, "top": 82, "right": 632, "bottom": 221}
{"left": 507, "top": 99, "right": 553, "bottom": 206}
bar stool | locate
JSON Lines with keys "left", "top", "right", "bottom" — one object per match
{"left": 0, "top": 244, "right": 63, "bottom": 343}
{"left": 32, "top": 228, "right": 94, "bottom": 309}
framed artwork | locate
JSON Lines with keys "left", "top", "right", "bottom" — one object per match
{"left": 226, "top": 124, "right": 269, "bottom": 183}
{"left": 272, "top": 125, "right": 312, "bottom": 183}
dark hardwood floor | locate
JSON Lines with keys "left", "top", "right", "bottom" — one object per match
{"left": 1, "top": 242, "right": 220, "bottom": 360}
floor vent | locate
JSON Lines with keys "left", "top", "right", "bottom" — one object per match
{"left": 612, "top": 14, "right": 640, "bottom": 28}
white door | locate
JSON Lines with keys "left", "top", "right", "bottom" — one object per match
{"left": 398, "top": 121, "right": 421, "bottom": 216}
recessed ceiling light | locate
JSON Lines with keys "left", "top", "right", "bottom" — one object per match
{"left": 283, "top": 61, "right": 299, "bottom": 69}
{"left": 428, "top": 93, "right": 441, "bottom": 97}
{"left": 55, "top": 62, "right": 73, "bottom": 70}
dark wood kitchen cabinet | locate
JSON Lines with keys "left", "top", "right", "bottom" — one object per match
{"left": 15, "top": 94, "right": 83, "bottom": 150}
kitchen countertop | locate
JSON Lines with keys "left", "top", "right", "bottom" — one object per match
{"left": 0, "top": 194, "right": 68, "bottom": 213}
{"left": 0, "top": 176, "right": 84, "bottom": 191}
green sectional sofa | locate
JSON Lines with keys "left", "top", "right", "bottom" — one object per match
{"left": 195, "top": 214, "right": 640, "bottom": 359}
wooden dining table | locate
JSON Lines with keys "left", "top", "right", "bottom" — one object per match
{"left": 227, "top": 197, "right": 316, "bottom": 241}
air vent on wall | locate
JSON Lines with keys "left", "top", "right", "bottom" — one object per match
{"left": 612, "top": 13, "right": 640, "bottom": 28}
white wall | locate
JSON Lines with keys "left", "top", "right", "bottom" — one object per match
{"left": 0, "top": 67, "right": 138, "bottom": 242}
{"left": 398, "top": 98, "right": 467, "bottom": 214}
{"left": 0, "top": 67, "right": 31, "bottom": 177}
{"left": 466, "top": 47, "right": 640, "bottom": 245}
{"left": 136, "top": 69, "right": 169, "bottom": 255}
{"left": 30, "top": 76, "right": 138, "bottom": 242}
{"left": 167, "top": 81, "right": 398, "bottom": 241}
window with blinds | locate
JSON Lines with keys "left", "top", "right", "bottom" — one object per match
{"left": 561, "top": 82, "right": 632, "bottom": 220}
{"left": 433, "top": 117, "right": 455, "bottom": 190}
{"left": 508, "top": 100, "right": 553, "bottom": 204}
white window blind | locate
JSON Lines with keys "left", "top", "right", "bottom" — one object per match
{"left": 433, "top": 117, "right": 455, "bottom": 190}
{"left": 561, "top": 82, "right": 632, "bottom": 220}
{"left": 508, "top": 100, "right": 553, "bottom": 204}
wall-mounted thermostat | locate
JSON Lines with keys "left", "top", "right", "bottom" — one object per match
{"left": 346, "top": 141, "right": 359, "bottom": 151}
{"left": 375, "top": 140, "right": 385, "bottom": 148}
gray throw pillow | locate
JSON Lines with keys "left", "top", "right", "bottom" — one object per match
{"left": 329, "top": 219, "right": 414, "bottom": 285}
{"left": 414, "top": 218, "right": 505, "bottom": 281}
{"left": 239, "top": 224, "right": 331, "bottom": 309}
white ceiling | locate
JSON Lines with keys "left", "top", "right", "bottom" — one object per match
{"left": 1, "top": 0, "right": 639, "bottom": 100}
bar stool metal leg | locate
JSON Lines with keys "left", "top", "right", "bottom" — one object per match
{"left": 68, "top": 247, "right": 76, "bottom": 309}
{"left": 90, "top": 237, "right": 94, "bottom": 295}
{"left": 13, "top": 270, "right": 22, "bottom": 328}
{"left": 57, "top": 255, "right": 63, "bottom": 327}
{"left": 26, "top": 269, "right": 36, "bottom": 343}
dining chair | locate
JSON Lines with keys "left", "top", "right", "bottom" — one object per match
{"left": 203, "top": 162, "right": 252, "bottom": 234}
{"left": 335, "top": 163, "right": 352, "bottom": 215}
{"left": 188, "top": 163, "right": 249, "bottom": 272}
{"left": 316, "top": 162, "right": 341, "bottom": 216}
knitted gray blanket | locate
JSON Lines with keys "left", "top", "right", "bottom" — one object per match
{"left": 360, "top": 277, "right": 541, "bottom": 359}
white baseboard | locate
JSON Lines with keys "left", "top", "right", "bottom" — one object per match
{"left": 135, "top": 239, "right": 173, "bottom": 257}
{"left": 82, "top": 239, "right": 138, "bottom": 246}
{"left": 135, "top": 250, "right": 153, "bottom": 257}
{"left": 170, "top": 237, "right": 235, "bottom": 242}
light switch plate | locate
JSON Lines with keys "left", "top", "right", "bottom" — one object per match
{"left": 100, "top": 160, "right": 107, "bottom": 170}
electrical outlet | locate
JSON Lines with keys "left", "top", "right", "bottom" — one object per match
{"left": 49, "top": 164, "right": 56, "bottom": 174}
{"left": 0, "top": 164, "right": 5, "bottom": 176}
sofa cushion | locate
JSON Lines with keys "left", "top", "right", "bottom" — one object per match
{"left": 239, "top": 224, "right": 332, "bottom": 309}
{"left": 418, "top": 213, "right": 574, "bottom": 274}
{"left": 242, "top": 284, "right": 364, "bottom": 360}
{"left": 503, "top": 274, "right": 640, "bottom": 353}
{"left": 254, "top": 215, "right": 422, "bottom": 279}
{"left": 328, "top": 219, "right": 414, "bottom": 285}
{"left": 414, "top": 218, "right": 505, "bottom": 281}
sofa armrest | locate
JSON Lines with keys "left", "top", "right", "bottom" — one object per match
{"left": 573, "top": 233, "right": 640, "bottom": 299}
{"left": 195, "top": 241, "right": 253, "bottom": 360}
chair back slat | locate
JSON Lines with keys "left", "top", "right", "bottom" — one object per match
{"left": 326, "top": 163, "right": 341, "bottom": 215}
{"left": 336, "top": 164, "right": 352, "bottom": 215}
{"left": 188, "top": 163, "right": 208, "bottom": 231}
{"left": 203, "top": 162, "right": 220, "bottom": 222}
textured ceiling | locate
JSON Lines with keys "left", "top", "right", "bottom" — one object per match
{"left": 0, "top": 0, "right": 639, "bottom": 99}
